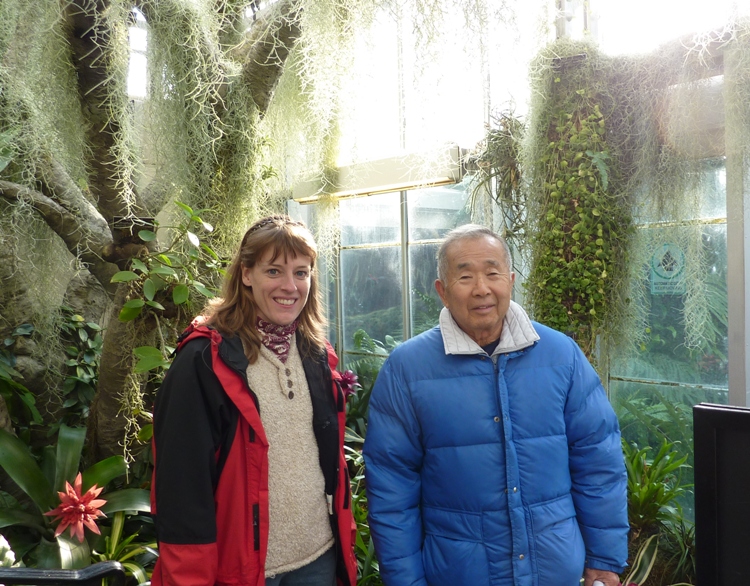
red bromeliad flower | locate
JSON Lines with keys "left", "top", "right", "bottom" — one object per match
{"left": 44, "top": 473, "right": 107, "bottom": 543}
{"left": 339, "top": 370, "right": 362, "bottom": 397}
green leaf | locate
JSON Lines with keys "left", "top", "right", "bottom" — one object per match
{"left": 174, "top": 201, "right": 194, "bottom": 219}
{"left": 133, "top": 347, "right": 169, "bottom": 372}
{"left": 0, "top": 508, "right": 46, "bottom": 531}
{"left": 138, "top": 229, "right": 156, "bottom": 242}
{"left": 131, "top": 258, "right": 148, "bottom": 273}
{"left": 123, "top": 299, "right": 145, "bottom": 309}
{"left": 110, "top": 271, "right": 140, "bottom": 283}
{"left": 54, "top": 425, "right": 86, "bottom": 492}
{"left": 121, "top": 561, "right": 150, "bottom": 583}
{"left": 82, "top": 456, "right": 127, "bottom": 491}
{"left": 150, "top": 266, "right": 177, "bottom": 277}
{"left": 118, "top": 305, "right": 143, "bottom": 322}
{"left": 99, "top": 488, "right": 151, "bottom": 514}
{"left": 145, "top": 300, "right": 166, "bottom": 310}
{"left": 143, "top": 278, "right": 156, "bottom": 301}
{"left": 0, "top": 428, "right": 55, "bottom": 512}
{"left": 137, "top": 424, "right": 153, "bottom": 442}
{"left": 192, "top": 282, "right": 215, "bottom": 298}
{"left": 57, "top": 533, "right": 90, "bottom": 569}
{"left": 12, "top": 324, "right": 34, "bottom": 337}
{"left": 172, "top": 284, "right": 189, "bottom": 304}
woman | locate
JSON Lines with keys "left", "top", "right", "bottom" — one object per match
{"left": 150, "top": 215, "right": 357, "bottom": 586}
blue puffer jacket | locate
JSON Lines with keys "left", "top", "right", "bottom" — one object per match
{"left": 363, "top": 315, "right": 628, "bottom": 586}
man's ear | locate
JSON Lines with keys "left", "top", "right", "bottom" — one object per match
{"left": 435, "top": 278, "right": 448, "bottom": 307}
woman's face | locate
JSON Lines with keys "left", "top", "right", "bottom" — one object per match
{"left": 241, "top": 248, "right": 312, "bottom": 326}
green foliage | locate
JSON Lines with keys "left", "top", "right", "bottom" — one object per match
{"left": 659, "top": 518, "right": 696, "bottom": 585}
{"left": 58, "top": 310, "right": 103, "bottom": 428}
{"left": 0, "top": 424, "right": 151, "bottom": 571}
{"left": 622, "top": 438, "right": 691, "bottom": 538}
{"left": 345, "top": 329, "right": 397, "bottom": 438}
{"left": 622, "top": 533, "right": 659, "bottom": 586}
{"left": 0, "top": 324, "right": 42, "bottom": 434}
{"left": 111, "top": 202, "right": 223, "bottom": 325}
{"left": 345, "top": 428, "right": 382, "bottom": 586}
{"left": 90, "top": 510, "right": 156, "bottom": 584}
{"left": 472, "top": 108, "right": 528, "bottom": 266}
{"left": 525, "top": 80, "right": 632, "bottom": 359}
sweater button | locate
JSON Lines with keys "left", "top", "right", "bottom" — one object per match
{"left": 519, "top": 554, "right": 525, "bottom": 560}
{"left": 494, "top": 416, "right": 500, "bottom": 422}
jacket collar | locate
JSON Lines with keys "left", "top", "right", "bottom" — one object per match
{"left": 439, "top": 300, "right": 540, "bottom": 356}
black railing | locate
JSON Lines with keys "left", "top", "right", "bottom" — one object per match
{"left": 0, "top": 561, "right": 127, "bottom": 585}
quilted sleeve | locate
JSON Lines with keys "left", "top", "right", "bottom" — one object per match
{"left": 363, "top": 355, "right": 429, "bottom": 586}
{"left": 564, "top": 337, "right": 629, "bottom": 574}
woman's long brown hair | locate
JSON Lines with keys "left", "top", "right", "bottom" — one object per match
{"left": 205, "top": 215, "right": 327, "bottom": 364}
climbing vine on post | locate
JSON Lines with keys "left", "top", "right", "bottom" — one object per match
{"left": 525, "top": 57, "right": 633, "bottom": 363}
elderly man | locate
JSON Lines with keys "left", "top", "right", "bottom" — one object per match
{"left": 363, "top": 224, "right": 628, "bottom": 586}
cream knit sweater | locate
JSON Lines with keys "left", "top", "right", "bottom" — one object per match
{"left": 246, "top": 338, "right": 334, "bottom": 577}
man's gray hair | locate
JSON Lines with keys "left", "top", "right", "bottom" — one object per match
{"left": 436, "top": 224, "right": 512, "bottom": 283}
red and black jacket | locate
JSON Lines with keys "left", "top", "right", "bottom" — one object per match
{"left": 150, "top": 322, "right": 357, "bottom": 586}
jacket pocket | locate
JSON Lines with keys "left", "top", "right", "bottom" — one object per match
{"left": 528, "top": 495, "right": 584, "bottom": 585}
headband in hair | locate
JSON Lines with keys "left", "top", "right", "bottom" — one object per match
{"left": 242, "top": 215, "right": 306, "bottom": 245}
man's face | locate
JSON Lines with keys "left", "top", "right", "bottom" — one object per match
{"left": 434, "top": 235, "right": 515, "bottom": 346}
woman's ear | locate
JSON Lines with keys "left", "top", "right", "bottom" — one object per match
{"left": 241, "top": 266, "right": 253, "bottom": 287}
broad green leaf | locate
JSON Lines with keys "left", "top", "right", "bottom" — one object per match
{"left": 192, "top": 282, "right": 214, "bottom": 298}
{"left": 134, "top": 346, "right": 162, "bottom": 359}
{"left": 174, "top": 201, "right": 194, "bottom": 219}
{"left": 110, "top": 271, "right": 139, "bottom": 283}
{"left": 143, "top": 278, "right": 156, "bottom": 301}
{"left": 138, "top": 229, "right": 156, "bottom": 242}
{"left": 123, "top": 299, "right": 145, "bottom": 309}
{"left": 57, "top": 533, "right": 90, "bottom": 569}
{"left": 0, "top": 428, "right": 54, "bottom": 511}
{"left": 145, "top": 300, "right": 165, "bottom": 310}
{"left": 12, "top": 324, "right": 34, "bottom": 336}
{"left": 150, "top": 266, "right": 177, "bottom": 277}
{"left": 54, "top": 425, "right": 86, "bottom": 492}
{"left": 134, "top": 355, "right": 169, "bottom": 373}
{"left": 100, "top": 489, "right": 151, "bottom": 514}
{"left": 18, "top": 389, "right": 43, "bottom": 424}
{"left": 82, "top": 456, "right": 127, "bottom": 491}
{"left": 172, "top": 284, "right": 189, "bottom": 304}
{"left": 121, "top": 561, "right": 149, "bottom": 583}
{"left": 118, "top": 305, "right": 143, "bottom": 322}
{"left": 131, "top": 258, "right": 148, "bottom": 273}
{"left": 137, "top": 424, "right": 153, "bottom": 442}
{"left": 0, "top": 507, "right": 46, "bottom": 531}
{"left": 156, "top": 254, "right": 172, "bottom": 267}
{"left": 33, "top": 537, "right": 63, "bottom": 569}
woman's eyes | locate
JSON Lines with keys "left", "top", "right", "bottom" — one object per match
{"left": 295, "top": 270, "right": 309, "bottom": 278}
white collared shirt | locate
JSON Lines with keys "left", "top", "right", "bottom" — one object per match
{"left": 439, "top": 300, "right": 540, "bottom": 356}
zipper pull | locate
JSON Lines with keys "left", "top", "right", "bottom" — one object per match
{"left": 326, "top": 493, "right": 333, "bottom": 515}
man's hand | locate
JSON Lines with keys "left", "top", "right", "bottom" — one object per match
{"left": 583, "top": 567, "right": 621, "bottom": 586}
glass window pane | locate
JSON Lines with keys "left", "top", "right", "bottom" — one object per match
{"left": 409, "top": 243, "right": 442, "bottom": 335}
{"left": 611, "top": 223, "right": 728, "bottom": 387}
{"left": 407, "top": 181, "right": 471, "bottom": 241}
{"left": 340, "top": 247, "right": 403, "bottom": 351}
{"left": 340, "top": 192, "right": 400, "bottom": 246}
{"left": 611, "top": 379, "right": 727, "bottom": 521}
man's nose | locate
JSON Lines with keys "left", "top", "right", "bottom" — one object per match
{"left": 473, "top": 275, "right": 490, "bottom": 294}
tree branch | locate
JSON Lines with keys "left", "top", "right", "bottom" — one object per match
{"left": 232, "top": 0, "right": 302, "bottom": 115}
{"left": 0, "top": 178, "right": 119, "bottom": 295}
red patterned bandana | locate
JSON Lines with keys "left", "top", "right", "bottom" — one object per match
{"left": 257, "top": 318, "right": 298, "bottom": 363}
